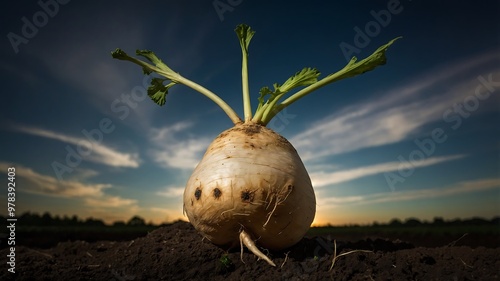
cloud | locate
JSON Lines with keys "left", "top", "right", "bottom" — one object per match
{"left": 149, "top": 121, "right": 211, "bottom": 170}
{"left": 291, "top": 51, "right": 500, "bottom": 162}
{"left": 64, "top": 168, "right": 100, "bottom": 181}
{"left": 84, "top": 196, "right": 137, "bottom": 208}
{"left": 15, "top": 126, "right": 140, "bottom": 168}
{"left": 1, "top": 162, "right": 98, "bottom": 198}
{"left": 0, "top": 162, "right": 139, "bottom": 216}
{"left": 310, "top": 155, "right": 464, "bottom": 188}
{"left": 316, "top": 178, "right": 500, "bottom": 208}
{"left": 157, "top": 186, "right": 185, "bottom": 198}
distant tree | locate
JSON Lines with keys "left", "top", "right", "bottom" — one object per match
{"left": 62, "top": 215, "right": 71, "bottom": 225}
{"left": 20, "top": 212, "right": 41, "bottom": 226}
{"left": 84, "top": 217, "right": 105, "bottom": 226}
{"left": 449, "top": 218, "right": 463, "bottom": 225}
{"left": 404, "top": 218, "right": 422, "bottom": 226}
{"left": 41, "top": 212, "right": 53, "bottom": 226}
{"left": 388, "top": 218, "right": 403, "bottom": 227}
{"left": 464, "top": 217, "right": 489, "bottom": 226}
{"left": 432, "top": 217, "right": 445, "bottom": 225}
{"left": 113, "top": 221, "right": 126, "bottom": 227}
{"left": 127, "top": 216, "right": 146, "bottom": 227}
{"left": 53, "top": 215, "right": 62, "bottom": 226}
{"left": 70, "top": 215, "right": 80, "bottom": 225}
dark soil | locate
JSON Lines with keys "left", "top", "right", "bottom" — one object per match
{"left": 2, "top": 221, "right": 499, "bottom": 280}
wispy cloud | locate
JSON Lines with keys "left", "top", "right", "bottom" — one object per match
{"left": 291, "top": 51, "right": 500, "bottom": 162}
{"left": 84, "top": 196, "right": 137, "bottom": 208}
{"left": 157, "top": 186, "right": 185, "bottom": 198}
{"left": 310, "top": 155, "right": 464, "bottom": 188}
{"left": 316, "top": 178, "right": 500, "bottom": 208}
{"left": 149, "top": 121, "right": 210, "bottom": 170}
{"left": 0, "top": 162, "right": 137, "bottom": 209}
{"left": 15, "top": 126, "right": 140, "bottom": 168}
{"left": 65, "top": 168, "right": 100, "bottom": 181}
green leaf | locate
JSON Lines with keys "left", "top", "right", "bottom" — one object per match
{"left": 338, "top": 36, "right": 402, "bottom": 78}
{"left": 147, "top": 78, "right": 177, "bottom": 106}
{"left": 111, "top": 37, "right": 243, "bottom": 124}
{"left": 254, "top": 67, "right": 320, "bottom": 123}
{"left": 136, "top": 49, "right": 174, "bottom": 73}
{"left": 257, "top": 85, "right": 277, "bottom": 107}
{"left": 257, "top": 68, "right": 319, "bottom": 108}
{"left": 258, "top": 86, "right": 272, "bottom": 106}
{"left": 258, "top": 37, "right": 401, "bottom": 125}
{"left": 235, "top": 24, "right": 256, "bottom": 121}
{"left": 111, "top": 48, "right": 159, "bottom": 76}
{"left": 111, "top": 48, "right": 127, "bottom": 59}
{"left": 235, "top": 24, "right": 255, "bottom": 53}
{"left": 278, "top": 67, "right": 320, "bottom": 93}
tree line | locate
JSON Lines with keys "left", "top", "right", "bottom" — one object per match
{"left": 1, "top": 212, "right": 153, "bottom": 227}
{"left": 381, "top": 216, "right": 499, "bottom": 227}
{"left": 330, "top": 216, "right": 500, "bottom": 228}
{"left": 2, "top": 212, "right": 499, "bottom": 227}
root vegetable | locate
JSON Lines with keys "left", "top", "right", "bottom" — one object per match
{"left": 184, "top": 122, "right": 315, "bottom": 252}
{"left": 112, "top": 24, "right": 399, "bottom": 266}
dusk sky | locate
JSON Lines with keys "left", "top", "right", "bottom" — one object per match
{"left": 0, "top": 1, "right": 498, "bottom": 226}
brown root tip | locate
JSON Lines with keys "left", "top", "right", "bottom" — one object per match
{"left": 239, "top": 230, "right": 276, "bottom": 267}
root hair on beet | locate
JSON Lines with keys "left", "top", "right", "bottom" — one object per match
{"left": 329, "top": 239, "right": 373, "bottom": 271}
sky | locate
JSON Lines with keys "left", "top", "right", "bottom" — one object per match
{"left": 0, "top": 0, "right": 499, "bottom": 226}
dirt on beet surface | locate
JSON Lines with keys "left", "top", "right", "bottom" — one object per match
{"left": 2, "top": 221, "right": 499, "bottom": 281}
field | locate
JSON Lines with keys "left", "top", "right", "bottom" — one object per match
{"left": 1, "top": 220, "right": 499, "bottom": 280}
